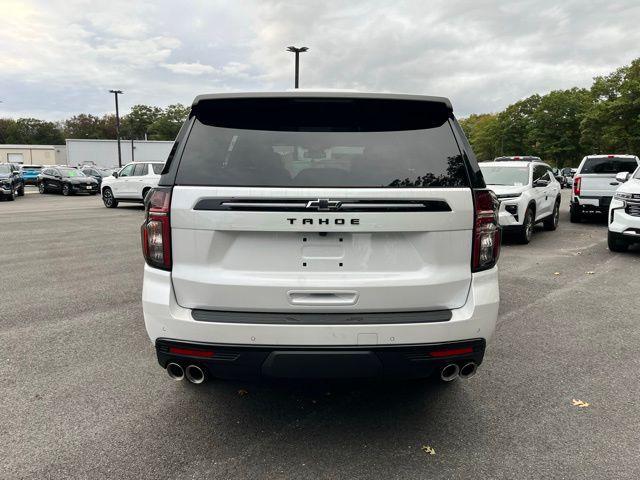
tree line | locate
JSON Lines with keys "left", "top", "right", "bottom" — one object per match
{"left": 0, "top": 104, "right": 190, "bottom": 145}
{"left": 460, "top": 58, "right": 640, "bottom": 168}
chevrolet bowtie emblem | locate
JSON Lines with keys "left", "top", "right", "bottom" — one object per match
{"left": 306, "top": 199, "right": 342, "bottom": 211}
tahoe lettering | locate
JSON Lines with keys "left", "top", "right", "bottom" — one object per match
{"left": 287, "top": 218, "right": 360, "bottom": 225}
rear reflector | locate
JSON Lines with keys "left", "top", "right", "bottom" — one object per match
{"left": 169, "top": 347, "right": 215, "bottom": 358}
{"left": 430, "top": 347, "right": 473, "bottom": 357}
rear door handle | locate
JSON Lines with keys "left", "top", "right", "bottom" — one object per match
{"left": 287, "top": 290, "right": 359, "bottom": 306}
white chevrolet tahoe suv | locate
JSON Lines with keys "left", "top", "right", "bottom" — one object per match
{"left": 101, "top": 161, "right": 164, "bottom": 208}
{"left": 141, "top": 92, "right": 501, "bottom": 385}
{"left": 608, "top": 167, "right": 640, "bottom": 252}
{"left": 479, "top": 160, "right": 561, "bottom": 244}
{"left": 570, "top": 155, "right": 640, "bottom": 223}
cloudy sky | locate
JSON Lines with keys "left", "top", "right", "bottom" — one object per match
{"left": 2, "top": 0, "right": 639, "bottom": 120}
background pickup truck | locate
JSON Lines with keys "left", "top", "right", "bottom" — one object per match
{"left": 571, "top": 154, "right": 640, "bottom": 223}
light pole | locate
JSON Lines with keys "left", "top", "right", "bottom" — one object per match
{"left": 109, "top": 89, "right": 123, "bottom": 167}
{"left": 286, "top": 46, "right": 308, "bottom": 88}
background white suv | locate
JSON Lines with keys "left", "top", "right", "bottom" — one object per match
{"left": 480, "top": 160, "right": 562, "bottom": 244}
{"left": 608, "top": 167, "right": 640, "bottom": 252}
{"left": 101, "top": 162, "right": 164, "bottom": 208}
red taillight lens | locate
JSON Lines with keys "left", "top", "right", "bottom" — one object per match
{"left": 141, "top": 187, "right": 172, "bottom": 270}
{"left": 573, "top": 176, "right": 581, "bottom": 196}
{"left": 472, "top": 189, "right": 501, "bottom": 272}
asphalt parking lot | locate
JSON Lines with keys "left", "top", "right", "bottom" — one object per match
{"left": 2, "top": 188, "right": 639, "bottom": 479}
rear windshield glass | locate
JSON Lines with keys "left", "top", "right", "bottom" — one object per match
{"left": 581, "top": 157, "right": 638, "bottom": 174}
{"left": 479, "top": 165, "right": 530, "bottom": 186}
{"left": 23, "top": 166, "right": 41, "bottom": 171}
{"left": 151, "top": 164, "right": 164, "bottom": 174}
{"left": 175, "top": 98, "right": 469, "bottom": 188}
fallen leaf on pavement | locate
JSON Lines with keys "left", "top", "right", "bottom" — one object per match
{"left": 572, "top": 399, "right": 590, "bottom": 408}
{"left": 554, "top": 272, "right": 561, "bottom": 276}
{"left": 238, "top": 389, "right": 249, "bottom": 396}
{"left": 421, "top": 445, "right": 436, "bottom": 455}
{"left": 586, "top": 271, "right": 595, "bottom": 275}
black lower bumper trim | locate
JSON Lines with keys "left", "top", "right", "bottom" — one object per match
{"left": 191, "top": 309, "right": 452, "bottom": 325}
{"left": 156, "top": 338, "right": 486, "bottom": 380}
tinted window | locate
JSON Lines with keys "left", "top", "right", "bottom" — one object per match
{"left": 581, "top": 157, "right": 638, "bottom": 174}
{"left": 532, "top": 165, "right": 547, "bottom": 182}
{"left": 176, "top": 98, "right": 468, "bottom": 188}
{"left": 151, "top": 163, "right": 164, "bottom": 174}
{"left": 133, "top": 163, "right": 147, "bottom": 176}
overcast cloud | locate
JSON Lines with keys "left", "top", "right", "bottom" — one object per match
{"left": 2, "top": 0, "right": 640, "bottom": 120}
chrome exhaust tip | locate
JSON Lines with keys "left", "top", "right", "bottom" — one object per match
{"left": 185, "top": 365, "right": 206, "bottom": 384}
{"left": 166, "top": 362, "right": 184, "bottom": 381}
{"left": 440, "top": 363, "right": 460, "bottom": 382}
{"left": 459, "top": 362, "right": 478, "bottom": 379}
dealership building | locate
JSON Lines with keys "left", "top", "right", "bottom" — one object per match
{"left": 0, "top": 144, "right": 67, "bottom": 165}
{"left": 0, "top": 139, "right": 174, "bottom": 169}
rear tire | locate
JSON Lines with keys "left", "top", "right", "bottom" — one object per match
{"left": 17, "top": 184, "right": 25, "bottom": 196}
{"left": 102, "top": 187, "right": 118, "bottom": 208}
{"left": 544, "top": 201, "right": 560, "bottom": 231}
{"left": 142, "top": 187, "right": 151, "bottom": 203}
{"left": 516, "top": 208, "right": 534, "bottom": 244}
{"left": 608, "top": 231, "right": 629, "bottom": 252}
{"left": 570, "top": 205, "right": 582, "bottom": 223}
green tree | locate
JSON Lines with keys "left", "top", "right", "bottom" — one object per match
{"left": 460, "top": 113, "right": 502, "bottom": 161}
{"left": 495, "top": 94, "right": 541, "bottom": 156}
{"left": 0, "top": 118, "right": 16, "bottom": 143}
{"left": 63, "top": 114, "right": 106, "bottom": 139}
{"left": 123, "top": 104, "right": 162, "bottom": 139}
{"left": 530, "top": 88, "right": 591, "bottom": 168}
{"left": 147, "top": 104, "right": 190, "bottom": 140}
{"left": 4, "top": 118, "right": 64, "bottom": 144}
{"left": 580, "top": 59, "right": 640, "bottom": 154}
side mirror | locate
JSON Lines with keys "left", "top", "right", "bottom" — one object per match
{"left": 615, "top": 172, "right": 630, "bottom": 183}
{"left": 112, "top": 172, "right": 119, "bottom": 178}
{"left": 533, "top": 179, "right": 549, "bottom": 188}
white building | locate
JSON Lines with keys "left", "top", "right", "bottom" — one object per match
{"left": 66, "top": 139, "right": 174, "bottom": 169}
{"left": 0, "top": 144, "right": 65, "bottom": 165}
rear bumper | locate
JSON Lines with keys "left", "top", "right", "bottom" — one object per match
{"left": 156, "top": 338, "right": 486, "bottom": 380}
{"left": 572, "top": 196, "right": 612, "bottom": 212}
{"left": 143, "top": 264, "right": 498, "bottom": 357}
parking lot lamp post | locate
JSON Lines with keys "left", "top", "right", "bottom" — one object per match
{"left": 109, "top": 90, "right": 123, "bottom": 167}
{"left": 286, "top": 46, "right": 308, "bottom": 88}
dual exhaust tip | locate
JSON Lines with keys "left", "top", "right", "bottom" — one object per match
{"left": 440, "top": 362, "right": 477, "bottom": 382}
{"left": 168, "top": 361, "right": 476, "bottom": 384}
{"left": 167, "top": 362, "right": 206, "bottom": 384}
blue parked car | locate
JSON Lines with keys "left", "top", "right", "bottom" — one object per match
{"left": 21, "top": 165, "right": 44, "bottom": 185}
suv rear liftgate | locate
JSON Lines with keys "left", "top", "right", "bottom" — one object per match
{"left": 141, "top": 93, "right": 500, "bottom": 382}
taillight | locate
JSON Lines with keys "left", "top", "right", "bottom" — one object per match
{"left": 573, "top": 176, "right": 581, "bottom": 196}
{"left": 141, "top": 187, "right": 172, "bottom": 270}
{"left": 472, "top": 189, "right": 501, "bottom": 272}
